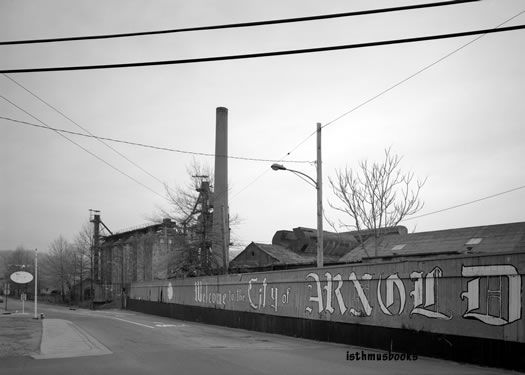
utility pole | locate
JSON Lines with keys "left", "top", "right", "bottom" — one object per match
{"left": 270, "top": 123, "right": 324, "bottom": 268}
{"left": 90, "top": 210, "right": 101, "bottom": 282}
{"left": 80, "top": 249, "right": 84, "bottom": 303}
{"left": 33, "top": 249, "right": 38, "bottom": 319}
{"left": 121, "top": 245, "right": 125, "bottom": 309}
{"left": 316, "top": 123, "right": 324, "bottom": 268}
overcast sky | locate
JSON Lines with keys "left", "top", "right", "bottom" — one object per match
{"left": 1, "top": 0, "right": 524, "bottom": 253}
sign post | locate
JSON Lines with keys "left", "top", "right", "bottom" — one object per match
{"left": 3, "top": 283, "right": 9, "bottom": 311}
{"left": 21, "top": 293, "right": 26, "bottom": 314}
{"left": 34, "top": 249, "right": 38, "bottom": 320}
{"left": 9, "top": 268, "right": 34, "bottom": 316}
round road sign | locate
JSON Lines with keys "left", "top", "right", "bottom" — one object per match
{"left": 10, "top": 271, "right": 34, "bottom": 284}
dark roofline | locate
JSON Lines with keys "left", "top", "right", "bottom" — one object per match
{"left": 253, "top": 242, "right": 341, "bottom": 263}
{"left": 251, "top": 242, "right": 281, "bottom": 262}
{"left": 247, "top": 242, "right": 322, "bottom": 265}
{"left": 102, "top": 220, "right": 178, "bottom": 242}
{"left": 341, "top": 226, "right": 408, "bottom": 237}
{"left": 396, "top": 221, "right": 525, "bottom": 236}
{"left": 293, "top": 226, "right": 407, "bottom": 238}
{"left": 362, "top": 249, "right": 462, "bottom": 261}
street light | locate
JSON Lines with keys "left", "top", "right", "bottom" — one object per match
{"left": 271, "top": 164, "right": 317, "bottom": 188}
{"left": 271, "top": 123, "right": 323, "bottom": 268}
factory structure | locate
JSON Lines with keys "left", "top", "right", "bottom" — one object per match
{"left": 87, "top": 107, "right": 524, "bottom": 370}
{"left": 90, "top": 107, "right": 231, "bottom": 303}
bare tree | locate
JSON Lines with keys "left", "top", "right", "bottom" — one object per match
{"left": 153, "top": 159, "right": 241, "bottom": 228}
{"left": 42, "top": 236, "right": 76, "bottom": 302}
{"left": 73, "top": 223, "right": 93, "bottom": 302}
{"left": 151, "top": 159, "right": 241, "bottom": 276}
{"left": 329, "top": 148, "right": 426, "bottom": 256}
{"left": 0, "top": 251, "right": 9, "bottom": 279}
{"left": 155, "top": 159, "right": 214, "bottom": 229}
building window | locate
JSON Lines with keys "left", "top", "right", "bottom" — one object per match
{"left": 465, "top": 238, "right": 483, "bottom": 245}
{"left": 391, "top": 244, "right": 406, "bottom": 251}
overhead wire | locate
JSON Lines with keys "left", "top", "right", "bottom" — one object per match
{"left": 227, "top": 9, "right": 525, "bottom": 211}
{"left": 402, "top": 185, "right": 525, "bottom": 221}
{"left": 2, "top": 5, "right": 522, "bottom": 223}
{"left": 0, "top": 1, "right": 479, "bottom": 46}
{"left": 0, "top": 115, "right": 313, "bottom": 164}
{"left": 321, "top": 9, "right": 525, "bottom": 130}
{"left": 1, "top": 25, "right": 524, "bottom": 74}
{"left": 0, "top": 94, "right": 171, "bottom": 202}
{"left": 229, "top": 146, "right": 317, "bottom": 200}
{"left": 1, "top": 74, "right": 310, "bottom": 222}
{"left": 225, "top": 184, "right": 525, "bottom": 247}
{"left": 2, "top": 73, "right": 174, "bottom": 192}
{"left": 278, "top": 9, "right": 525, "bottom": 157}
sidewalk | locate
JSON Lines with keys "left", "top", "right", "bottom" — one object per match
{"left": 1, "top": 299, "right": 111, "bottom": 359}
{"left": 31, "top": 319, "right": 112, "bottom": 359}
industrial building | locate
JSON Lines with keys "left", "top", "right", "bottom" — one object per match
{"left": 85, "top": 106, "right": 524, "bottom": 369}
{"left": 127, "top": 220, "right": 525, "bottom": 370}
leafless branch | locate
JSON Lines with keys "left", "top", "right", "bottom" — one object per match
{"left": 328, "top": 148, "right": 426, "bottom": 256}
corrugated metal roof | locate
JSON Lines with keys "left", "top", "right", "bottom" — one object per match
{"left": 339, "top": 221, "right": 525, "bottom": 263}
{"left": 230, "top": 242, "right": 341, "bottom": 268}
{"left": 253, "top": 243, "right": 313, "bottom": 265}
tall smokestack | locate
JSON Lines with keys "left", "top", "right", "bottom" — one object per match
{"left": 212, "top": 107, "right": 229, "bottom": 272}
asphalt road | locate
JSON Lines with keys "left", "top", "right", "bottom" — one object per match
{"left": 1, "top": 298, "right": 518, "bottom": 375}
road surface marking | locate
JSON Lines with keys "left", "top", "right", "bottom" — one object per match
{"left": 154, "top": 323, "right": 184, "bottom": 327}
{"left": 113, "top": 317, "right": 155, "bottom": 328}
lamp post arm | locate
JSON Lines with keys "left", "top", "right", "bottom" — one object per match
{"left": 284, "top": 168, "right": 317, "bottom": 188}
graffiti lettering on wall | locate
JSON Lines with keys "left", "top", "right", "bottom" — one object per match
{"left": 247, "top": 278, "right": 291, "bottom": 312}
{"left": 409, "top": 267, "right": 451, "bottom": 320}
{"left": 194, "top": 278, "right": 291, "bottom": 312}
{"left": 191, "top": 262, "right": 522, "bottom": 328}
{"left": 305, "top": 264, "right": 521, "bottom": 326}
{"left": 461, "top": 265, "right": 521, "bottom": 325}
{"left": 195, "top": 281, "right": 232, "bottom": 306}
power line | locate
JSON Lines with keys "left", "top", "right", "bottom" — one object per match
{"left": 234, "top": 185, "right": 525, "bottom": 241}
{"left": 229, "top": 139, "right": 317, "bottom": 200}
{"left": 0, "top": 95, "right": 171, "bottom": 202}
{"left": 283, "top": 9, "right": 525, "bottom": 158}
{"left": 0, "top": 115, "right": 313, "bottom": 164}
{"left": 2, "top": 25, "right": 524, "bottom": 74}
{"left": 228, "top": 126, "right": 318, "bottom": 199}
{"left": 403, "top": 185, "right": 525, "bottom": 221}
{"left": 0, "top": 1, "right": 479, "bottom": 46}
{"left": 228, "top": 10, "right": 525, "bottom": 201}
{"left": 322, "top": 10, "right": 525, "bottom": 130}
{"left": 2, "top": 73, "right": 171, "bottom": 191}
{"left": 283, "top": 129, "right": 318, "bottom": 159}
